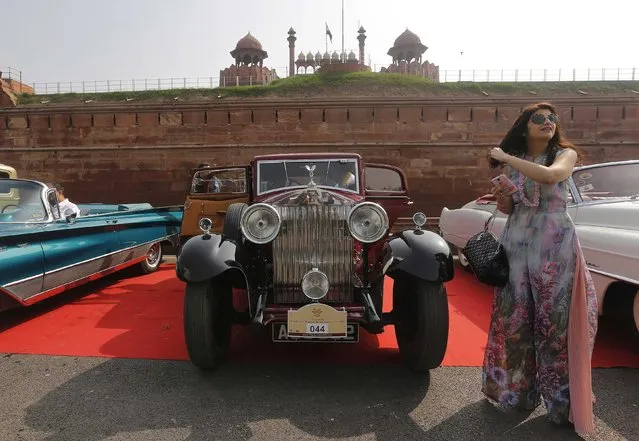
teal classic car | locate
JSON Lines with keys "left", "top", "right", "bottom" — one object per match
{"left": 0, "top": 178, "right": 183, "bottom": 313}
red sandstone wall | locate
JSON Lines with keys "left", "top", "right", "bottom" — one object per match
{"left": 1, "top": 96, "right": 638, "bottom": 215}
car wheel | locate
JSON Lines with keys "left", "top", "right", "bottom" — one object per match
{"left": 223, "top": 203, "right": 247, "bottom": 243}
{"left": 140, "top": 242, "right": 163, "bottom": 274}
{"left": 393, "top": 274, "right": 449, "bottom": 372}
{"left": 183, "top": 280, "right": 232, "bottom": 370}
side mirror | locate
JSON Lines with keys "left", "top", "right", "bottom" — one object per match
{"left": 65, "top": 212, "right": 78, "bottom": 224}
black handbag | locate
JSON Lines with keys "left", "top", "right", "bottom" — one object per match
{"left": 462, "top": 213, "right": 510, "bottom": 288}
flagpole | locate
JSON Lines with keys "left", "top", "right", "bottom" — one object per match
{"left": 325, "top": 22, "right": 328, "bottom": 53}
{"left": 341, "top": 0, "right": 344, "bottom": 59}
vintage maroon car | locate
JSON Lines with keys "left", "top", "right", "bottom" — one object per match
{"left": 176, "top": 153, "right": 454, "bottom": 372}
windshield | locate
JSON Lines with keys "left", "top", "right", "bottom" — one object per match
{"left": 257, "top": 158, "right": 359, "bottom": 195}
{"left": 572, "top": 163, "right": 639, "bottom": 201}
{"left": 0, "top": 180, "right": 48, "bottom": 223}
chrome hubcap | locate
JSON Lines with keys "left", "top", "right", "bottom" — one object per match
{"left": 146, "top": 243, "right": 161, "bottom": 266}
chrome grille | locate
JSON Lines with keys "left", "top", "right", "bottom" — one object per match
{"left": 272, "top": 204, "right": 354, "bottom": 304}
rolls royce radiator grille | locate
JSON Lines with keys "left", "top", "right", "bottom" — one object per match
{"left": 272, "top": 204, "right": 354, "bottom": 304}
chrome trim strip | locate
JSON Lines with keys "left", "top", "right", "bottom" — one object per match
{"left": 574, "top": 160, "right": 639, "bottom": 172}
{"left": 587, "top": 267, "right": 639, "bottom": 285}
{"left": 4, "top": 272, "right": 44, "bottom": 288}
{"left": 1, "top": 235, "right": 174, "bottom": 287}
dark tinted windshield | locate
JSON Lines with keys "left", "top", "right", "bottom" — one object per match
{"left": 257, "top": 158, "right": 359, "bottom": 194}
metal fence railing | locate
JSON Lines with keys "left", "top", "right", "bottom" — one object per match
{"left": 4, "top": 65, "right": 638, "bottom": 96}
{"left": 0, "top": 66, "right": 23, "bottom": 82}
{"left": 32, "top": 77, "right": 225, "bottom": 95}
{"left": 437, "top": 67, "right": 638, "bottom": 83}
{"left": 0, "top": 66, "right": 26, "bottom": 88}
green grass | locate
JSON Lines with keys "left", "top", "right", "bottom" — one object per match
{"left": 15, "top": 71, "right": 639, "bottom": 105}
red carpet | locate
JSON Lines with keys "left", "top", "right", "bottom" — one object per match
{"left": 0, "top": 264, "right": 637, "bottom": 368}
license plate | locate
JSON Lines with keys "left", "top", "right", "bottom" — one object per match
{"left": 272, "top": 322, "right": 359, "bottom": 343}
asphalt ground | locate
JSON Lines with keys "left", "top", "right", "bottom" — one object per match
{"left": 0, "top": 355, "right": 637, "bottom": 441}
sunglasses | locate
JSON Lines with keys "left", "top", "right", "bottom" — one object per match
{"left": 530, "top": 113, "right": 559, "bottom": 124}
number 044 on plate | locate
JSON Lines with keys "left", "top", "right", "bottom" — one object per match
{"left": 287, "top": 303, "right": 348, "bottom": 338}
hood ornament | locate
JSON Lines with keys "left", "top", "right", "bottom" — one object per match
{"left": 294, "top": 164, "right": 323, "bottom": 205}
{"left": 305, "top": 164, "right": 317, "bottom": 188}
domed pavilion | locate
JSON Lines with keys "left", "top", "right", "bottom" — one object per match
{"left": 381, "top": 29, "right": 439, "bottom": 81}
{"left": 219, "top": 32, "right": 279, "bottom": 87}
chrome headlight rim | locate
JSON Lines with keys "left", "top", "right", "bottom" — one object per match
{"left": 347, "top": 201, "right": 389, "bottom": 244}
{"left": 240, "top": 203, "right": 281, "bottom": 244}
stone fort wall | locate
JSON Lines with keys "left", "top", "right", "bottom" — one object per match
{"left": 1, "top": 94, "right": 638, "bottom": 215}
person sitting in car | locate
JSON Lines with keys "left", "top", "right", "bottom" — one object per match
{"left": 52, "top": 183, "right": 81, "bottom": 219}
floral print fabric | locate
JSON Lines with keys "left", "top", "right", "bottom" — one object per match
{"left": 481, "top": 149, "right": 599, "bottom": 424}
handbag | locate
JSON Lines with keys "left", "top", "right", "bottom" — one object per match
{"left": 462, "top": 212, "right": 510, "bottom": 287}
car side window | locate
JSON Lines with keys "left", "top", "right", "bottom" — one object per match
{"left": 0, "top": 171, "right": 9, "bottom": 179}
{"left": 190, "top": 168, "right": 247, "bottom": 194}
{"left": 364, "top": 166, "right": 405, "bottom": 192}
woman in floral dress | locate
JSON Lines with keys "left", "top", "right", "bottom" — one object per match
{"left": 484, "top": 103, "right": 599, "bottom": 435}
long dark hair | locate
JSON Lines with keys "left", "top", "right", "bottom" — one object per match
{"left": 489, "top": 102, "right": 580, "bottom": 169}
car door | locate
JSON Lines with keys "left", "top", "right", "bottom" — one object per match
{"left": 180, "top": 166, "right": 251, "bottom": 241}
{"left": 362, "top": 163, "right": 412, "bottom": 230}
{"left": 112, "top": 205, "right": 182, "bottom": 256}
{"left": 40, "top": 190, "right": 121, "bottom": 292}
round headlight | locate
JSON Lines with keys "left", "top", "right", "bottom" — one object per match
{"left": 240, "top": 203, "right": 281, "bottom": 244}
{"left": 347, "top": 202, "right": 389, "bottom": 243}
{"left": 412, "top": 211, "right": 427, "bottom": 228}
{"left": 301, "top": 268, "right": 329, "bottom": 300}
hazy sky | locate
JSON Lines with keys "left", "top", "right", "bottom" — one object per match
{"left": 2, "top": 0, "right": 637, "bottom": 85}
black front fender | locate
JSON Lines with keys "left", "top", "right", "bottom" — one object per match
{"left": 176, "top": 233, "right": 246, "bottom": 285}
{"left": 384, "top": 229, "right": 454, "bottom": 283}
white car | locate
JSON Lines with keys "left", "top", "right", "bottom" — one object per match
{"left": 439, "top": 160, "right": 639, "bottom": 337}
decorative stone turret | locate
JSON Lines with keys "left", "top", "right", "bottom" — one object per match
{"left": 219, "top": 32, "right": 279, "bottom": 87}
{"left": 357, "top": 26, "right": 366, "bottom": 65}
{"left": 230, "top": 32, "right": 268, "bottom": 67}
{"left": 287, "top": 27, "right": 296, "bottom": 77}
{"left": 381, "top": 28, "right": 439, "bottom": 81}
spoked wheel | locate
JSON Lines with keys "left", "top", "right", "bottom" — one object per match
{"left": 140, "top": 242, "right": 163, "bottom": 274}
{"left": 393, "top": 274, "right": 449, "bottom": 372}
{"left": 183, "top": 280, "right": 233, "bottom": 370}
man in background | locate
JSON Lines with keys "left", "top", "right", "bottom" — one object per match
{"left": 52, "top": 183, "right": 81, "bottom": 219}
